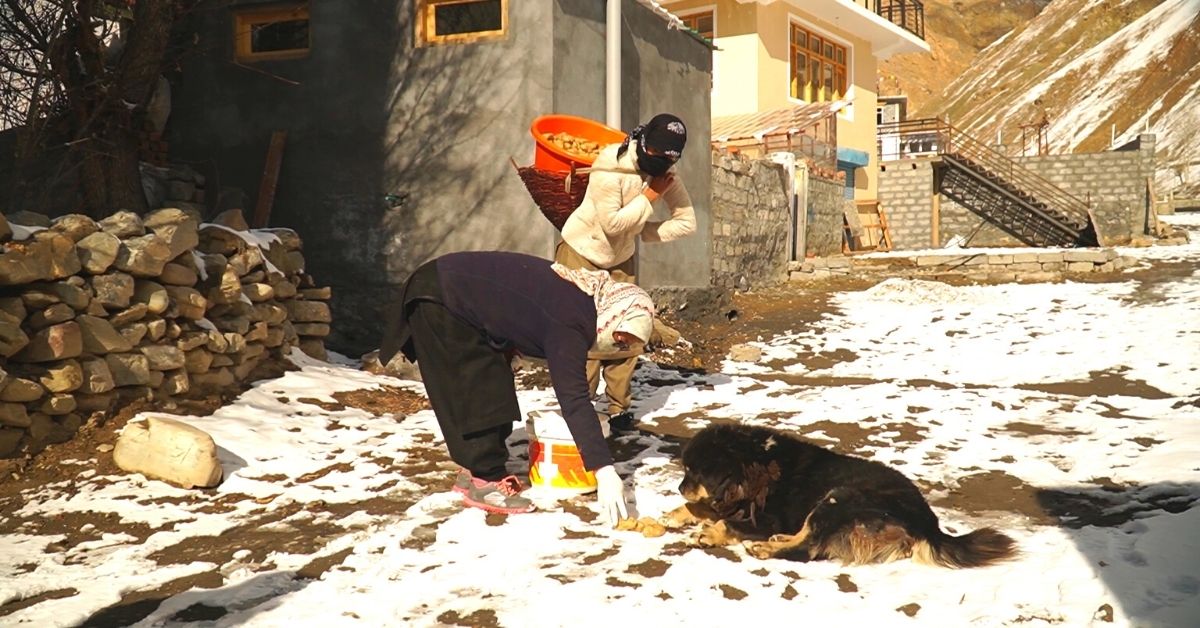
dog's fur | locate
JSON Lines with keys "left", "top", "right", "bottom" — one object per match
{"left": 666, "top": 424, "right": 1017, "bottom": 567}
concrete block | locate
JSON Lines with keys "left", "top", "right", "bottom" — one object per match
{"left": 1019, "top": 271, "right": 1061, "bottom": 283}
{"left": 1064, "top": 250, "right": 1110, "bottom": 263}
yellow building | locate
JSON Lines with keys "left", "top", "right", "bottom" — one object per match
{"left": 660, "top": 0, "right": 928, "bottom": 201}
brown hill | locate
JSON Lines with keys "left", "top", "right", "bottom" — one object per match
{"left": 879, "top": 0, "right": 1053, "bottom": 116}
{"left": 924, "top": 0, "right": 1200, "bottom": 195}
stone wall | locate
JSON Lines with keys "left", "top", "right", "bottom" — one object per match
{"left": 807, "top": 176, "right": 846, "bottom": 258}
{"left": 789, "top": 248, "right": 1135, "bottom": 283}
{"left": 707, "top": 153, "right": 848, "bottom": 289}
{"left": 710, "top": 154, "right": 790, "bottom": 290}
{"left": 0, "top": 207, "right": 330, "bottom": 459}
{"left": 879, "top": 135, "right": 1157, "bottom": 248}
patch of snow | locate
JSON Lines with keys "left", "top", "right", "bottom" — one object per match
{"left": 8, "top": 224, "right": 45, "bottom": 240}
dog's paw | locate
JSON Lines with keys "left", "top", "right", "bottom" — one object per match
{"left": 661, "top": 504, "right": 700, "bottom": 530}
{"left": 692, "top": 521, "right": 734, "bottom": 547}
{"left": 743, "top": 540, "right": 775, "bottom": 560}
{"left": 659, "top": 517, "right": 688, "bottom": 531}
{"left": 691, "top": 528, "right": 718, "bottom": 548}
{"left": 743, "top": 538, "right": 812, "bottom": 562}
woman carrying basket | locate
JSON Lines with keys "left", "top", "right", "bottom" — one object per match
{"left": 555, "top": 113, "right": 696, "bottom": 430}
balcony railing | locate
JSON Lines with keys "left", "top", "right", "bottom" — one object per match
{"left": 848, "top": 0, "right": 926, "bottom": 40}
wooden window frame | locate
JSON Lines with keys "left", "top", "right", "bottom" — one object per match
{"left": 417, "top": 0, "right": 508, "bottom": 47}
{"left": 678, "top": 8, "right": 715, "bottom": 41}
{"left": 233, "top": 3, "right": 311, "bottom": 63}
{"left": 788, "top": 22, "right": 848, "bottom": 104}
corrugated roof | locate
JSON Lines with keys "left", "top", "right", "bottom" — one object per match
{"left": 711, "top": 101, "right": 848, "bottom": 143}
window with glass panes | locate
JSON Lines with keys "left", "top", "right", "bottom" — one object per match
{"left": 789, "top": 24, "right": 847, "bottom": 103}
{"left": 680, "top": 11, "right": 714, "bottom": 40}
{"left": 418, "top": 0, "right": 507, "bottom": 46}
{"left": 233, "top": 3, "right": 310, "bottom": 62}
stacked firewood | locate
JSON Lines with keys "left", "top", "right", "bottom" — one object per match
{"left": 0, "top": 207, "right": 331, "bottom": 458}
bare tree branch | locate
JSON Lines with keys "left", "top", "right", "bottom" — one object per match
{"left": 2, "top": 0, "right": 194, "bottom": 215}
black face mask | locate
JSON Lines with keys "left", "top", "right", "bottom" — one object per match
{"left": 636, "top": 141, "right": 675, "bottom": 177}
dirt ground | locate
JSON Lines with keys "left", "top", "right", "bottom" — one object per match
{"left": 1, "top": 265, "right": 1194, "bottom": 626}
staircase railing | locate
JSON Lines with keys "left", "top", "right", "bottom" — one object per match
{"left": 878, "top": 118, "right": 1092, "bottom": 226}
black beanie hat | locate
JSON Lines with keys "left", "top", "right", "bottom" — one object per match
{"left": 640, "top": 113, "right": 687, "bottom": 158}
{"left": 618, "top": 113, "right": 688, "bottom": 159}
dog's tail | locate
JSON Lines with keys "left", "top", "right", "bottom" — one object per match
{"left": 914, "top": 528, "right": 1017, "bottom": 568}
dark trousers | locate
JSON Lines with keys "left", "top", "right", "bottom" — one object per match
{"left": 407, "top": 299, "right": 520, "bottom": 481}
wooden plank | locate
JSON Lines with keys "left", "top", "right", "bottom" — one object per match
{"left": 844, "top": 200, "right": 893, "bottom": 254}
{"left": 856, "top": 201, "right": 881, "bottom": 248}
{"left": 931, "top": 190, "right": 941, "bottom": 247}
{"left": 794, "top": 166, "right": 809, "bottom": 261}
{"left": 1146, "top": 176, "right": 1165, "bottom": 237}
{"left": 877, "top": 203, "right": 893, "bottom": 251}
{"left": 252, "top": 130, "right": 287, "bottom": 229}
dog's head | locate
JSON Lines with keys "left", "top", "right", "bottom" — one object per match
{"left": 678, "top": 423, "right": 782, "bottom": 519}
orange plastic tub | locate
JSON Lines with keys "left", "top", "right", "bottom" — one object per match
{"left": 525, "top": 410, "right": 600, "bottom": 495}
{"left": 530, "top": 114, "right": 627, "bottom": 172}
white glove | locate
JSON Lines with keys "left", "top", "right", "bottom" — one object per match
{"left": 594, "top": 465, "right": 628, "bottom": 527}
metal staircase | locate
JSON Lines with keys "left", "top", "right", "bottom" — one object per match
{"left": 879, "top": 118, "right": 1098, "bottom": 247}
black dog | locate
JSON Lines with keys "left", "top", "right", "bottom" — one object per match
{"left": 665, "top": 423, "right": 1017, "bottom": 567}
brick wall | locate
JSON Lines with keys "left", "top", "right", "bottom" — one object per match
{"left": 710, "top": 155, "right": 790, "bottom": 290}
{"left": 937, "top": 196, "right": 1026, "bottom": 248}
{"left": 1016, "top": 135, "right": 1155, "bottom": 245}
{"left": 877, "top": 159, "right": 934, "bottom": 250}
{"left": 879, "top": 135, "right": 1156, "bottom": 248}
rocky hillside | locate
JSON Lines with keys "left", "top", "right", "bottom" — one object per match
{"left": 879, "top": 0, "right": 1053, "bottom": 115}
{"left": 892, "top": 0, "right": 1200, "bottom": 197}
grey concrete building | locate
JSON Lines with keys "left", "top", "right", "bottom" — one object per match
{"left": 168, "top": 0, "right": 712, "bottom": 353}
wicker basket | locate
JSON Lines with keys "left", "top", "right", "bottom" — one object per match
{"left": 513, "top": 159, "right": 590, "bottom": 231}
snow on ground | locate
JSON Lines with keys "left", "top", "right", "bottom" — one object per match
{"left": 3, "top": 216, "right": 1200, "bottom": 627}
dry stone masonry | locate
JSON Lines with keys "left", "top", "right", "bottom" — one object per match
{"left": 710, "top": 153, "right": 790, "bottom": 290}
{"left": 0, "top": 207, "right": 332, "bottom": 458}
{"left": 788, "top": 248, "right": 1136, "bottom": 282}
{"left": 708, "top": 152, "right": 848, "bottom": 290}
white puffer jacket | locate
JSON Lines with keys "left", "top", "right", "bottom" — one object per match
{"left": 560, "top": 140, "right": 696, "bottom": 269}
